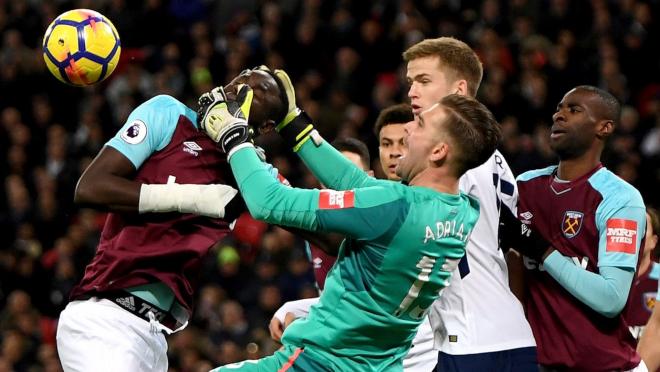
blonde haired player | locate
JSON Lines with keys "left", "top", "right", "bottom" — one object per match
{"left": 403, "top": 37, "right": 537, "bottom": 371}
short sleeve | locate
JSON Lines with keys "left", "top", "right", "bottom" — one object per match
{"left": 106, "top": 95, "right": 194, "bottom": 169}
{"left": 597, "top": 204, "right": 646, "bottom": 269}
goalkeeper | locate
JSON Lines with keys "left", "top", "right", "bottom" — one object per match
{"left": 199, "top": 69, "right": 502, "bottom": 372}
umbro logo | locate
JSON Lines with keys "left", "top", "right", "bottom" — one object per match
{"left": 116, "top": 296, "right": 135, "bottom": 311}
{"left": 183, "top": 141, "right": 202, "bottom": 156}
{"left": 520, "top": 211, "right": 533, "bottom": 222}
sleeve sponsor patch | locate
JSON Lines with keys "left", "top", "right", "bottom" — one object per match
{"left": 605, "top": 218, "right": 638, "bottom": 254}
{"left": 318, "top": 190, "right": 355, "bottom": 209}
{"left": 120, "top": 120, "right": 147, "bottom": 144}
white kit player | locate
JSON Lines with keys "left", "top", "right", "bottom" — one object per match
{"left": 404, "top": 38, "right": 537, "bottom": 371}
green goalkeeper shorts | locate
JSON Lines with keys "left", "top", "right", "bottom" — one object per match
{"left": 211, "top": 345, "right": 333, "bottom": 372}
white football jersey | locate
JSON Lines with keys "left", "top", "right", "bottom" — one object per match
{"left": 429, "top": 150, "right": 536, "bottom": 354}
{"left": 403, "top": 317, "right": 437, "bottom": 371}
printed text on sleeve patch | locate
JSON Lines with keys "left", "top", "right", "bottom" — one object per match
{"left": 605, "top": 219, "right": 638, "bottom": 254}
{"left": 319, "top": 190, "right": 355, "bottom": 210}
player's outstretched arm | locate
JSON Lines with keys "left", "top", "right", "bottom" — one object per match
{"left": 199, "top": 84, "right": 404, "bottom": 236}
{"left": 269, "top": 68, "right": 375, "bottom": 190}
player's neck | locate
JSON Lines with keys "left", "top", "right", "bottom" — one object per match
{"left": 409, "top": 168, "right": 460, "bottom": 195}
{"left": 557, "top": 149, "right": 602, "bottom": 181}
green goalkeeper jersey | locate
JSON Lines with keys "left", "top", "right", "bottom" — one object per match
{"left": 230, "top": 139, "right": 480, "bottom": 372}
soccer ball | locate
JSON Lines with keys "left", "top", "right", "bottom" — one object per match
{"left": 42, "top": 9, "right": 121, "bottom": 86}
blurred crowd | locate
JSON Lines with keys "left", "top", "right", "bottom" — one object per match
{"left": 1, "top": 0, "right": 660, "bottom": 370}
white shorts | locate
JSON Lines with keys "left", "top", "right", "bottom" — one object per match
{"left": 57, "top": 298, "right": 168, "bottom": 372}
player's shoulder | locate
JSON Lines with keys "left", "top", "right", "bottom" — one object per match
{"left": 464, "top": 193, "right": 480, "bottom": 213}
{"left": 134, "top": 95, "right": 197, "bottom": 127}
{"left": 588, "top": 167, "right": 644, "bottom": 208}
{"left": 464, "top": 150, "right": 513, "bottom": 177}
{"left": 516, "top": 165, "right": 557, "bottom": 183}
{"left": 142, "top": 94, "right": 186, "bottom": 108}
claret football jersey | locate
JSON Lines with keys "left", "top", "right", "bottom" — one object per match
{"left": 517, "top": 164, "right": 646, "bottom": 370}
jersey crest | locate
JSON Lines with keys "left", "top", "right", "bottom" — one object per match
{"left": 562, "top": 211, "right": 584, "bottom": 238}
{"left": 643, "top": 292, "right": 657, "bottom": 312}
{"left": 605, "top": 218, "right": 638, "bottom": 254}
{"left": 318, "top": 190, "right": 355, "bottom": 209}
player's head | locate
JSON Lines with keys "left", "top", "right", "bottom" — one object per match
{"left": 551, "top": 85, "right": 619, "bottom": 160}
{"left": 331, "top": 137, "right": 374, "bottom": 176}
{"left": 373, "top": 104, "right": 414, "bottom": 180}
{"left": 224, "top": 67, "right": 287, "bottom": 131}
{"left": 646, "top": 207, "right": 659, "bottom": 260}
{"left": 396, "top": 94, "right": 501, "bottom": 182}
{"left": 403, "top": 37, "right": 483, "bottom": 115}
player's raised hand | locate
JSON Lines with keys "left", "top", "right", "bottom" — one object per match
{"left": 197, "top": 84, "right": 254, "bottom": 156}
{"left": 257, "top": 66, "right": 317, "bottom": 152}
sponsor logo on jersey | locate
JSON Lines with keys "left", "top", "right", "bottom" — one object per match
{"left": 318, "top": 190, "right": 355, "bottom": 209}
{"left": 313, "top": 257, "right": 323, "bottom": 269}
{"left": 183, "top": 141, "right": 202, "bottom": 156}
{"left": 120, "top": 120, "right": 147, "bottom": 144}
{"left": 116, "top": 296, "right": 135, "bottom": 311}
{"left": 606, "top": 218, "right": 638, "bottom": 254}
{"left": 519, "top": 211, "right": 533, "bottom": 221}
{"left": 562, "top": 211, "right": 584, "bottom": 238}
{"left": 643, "top": 292, "right": 657, "bottom": 312}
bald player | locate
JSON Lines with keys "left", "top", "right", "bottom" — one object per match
{"left": 56, "top": 67, "right": 287, "bottom": 371}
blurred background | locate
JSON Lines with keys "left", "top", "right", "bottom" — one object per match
{"left": 1, "top": 0, "right": 660, "bottom": 370}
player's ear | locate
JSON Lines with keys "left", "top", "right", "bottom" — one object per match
{"left": 258, "top": 120, "right": 276, "bottom": 135}
{"left": 596, "top": 119, "right": 614, "bottom": 139}
{"left": 453, "top": 80, "right": 469, "bottom": 97}
{"left": 430, "top": 142, "right": 449, "bottom": 164}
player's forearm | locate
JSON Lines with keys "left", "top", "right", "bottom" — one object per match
{"left": 76, "top": 168, "right": 240, "bottom": 218}
{"left": 543, "top": 251, "right": 634, "bottom": 317}
{"left": 230, "top": 144, "right": 320, "bottom": 231}
{"left": 506, "top": 250, "right": 526, "bottom": 303}
{"left": 297, "top": 138, "right": 372, "bottom": 190}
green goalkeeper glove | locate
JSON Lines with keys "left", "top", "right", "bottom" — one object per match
{"left": 258, "top": 66, "right": 317, "bottom": 152}
{"left": 197, "top": 84, "right": 254, "bottom": 157}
